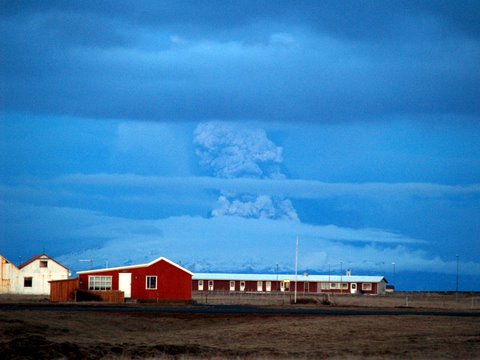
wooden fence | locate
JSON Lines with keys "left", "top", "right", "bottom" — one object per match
{"left": 49, "top": 278, "right": 124, "bottom": 303}
{"left": 49, "top": 278, "right": 79, "bottom": 302}
{"left": 88, "top": 290, "right": 124, "bottom": 303}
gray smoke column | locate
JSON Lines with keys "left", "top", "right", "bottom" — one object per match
{"left": 194, "top": 121, "right": 299, "bottom": 221}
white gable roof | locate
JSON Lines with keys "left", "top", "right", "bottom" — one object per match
{"left": 77, "top": 256, "right": 193, "bottom": 275}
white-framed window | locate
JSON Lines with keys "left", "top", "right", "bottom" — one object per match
{"left": 240, "top": 281, "right": 246, "bottom": 291}
{"left": 88, "top": 276, "right": 112, "bottom": 291}
{"left": 330, "top": 282, "right": 339, "bottom": 289}
{"left": 342, "top": 283, "right": 348, "bottom": 289}
{"left": 229, "top": 281, "right": 235, "bottom": 291}
{"left": 198, "top": 279, "right": 204, "bottom": 291}
{"left": 208, "top": 280, "right": 214, "bottom": 291}
{"left": 266, "top": 281, "right": 271, "bottom": 292}
{"left": 320, "top": 282, "right": 329, "bottom": 290}
{"left": 280, "top": 281, "right": 285, "bottom": 292}
{"left": 39, "top": 260, "right": 48, "bottom": 268}
{"left": 362, "top": 283, "right": 372, "bottom": 291}
{"left": 257, "top": 281, "right": 263, "bottom": 292}
{"left": 146, "top": 276, "right": 157, "bottom": 289}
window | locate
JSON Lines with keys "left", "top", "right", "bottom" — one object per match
{"left": 208, "top": 280, "right": 214, "bottom": 291}
{"left": 146, "top": 276, "right": 157, "bottom": 289}
{"left": 198, "top": 280, "right": 204, "bottom": 291}
{"left": 240, "top": 281, "right": 246, "bottom": 291}
{"left": 330, "top": 282, "right": 339, "bottom": 289}
{"left": 24, "top": 277, "right": 32, "bottom": 287}
{"left": 362, "top": 283, "right": 372, "bottom": 291}
{"left": 342, "top": 283, "right": 348, "bottom": 289}
{"left": 320, "top": 282, "right": 329, "bottom": 290}
{"left": 39, "top": 260, "right": 48, "bottom": 268}
{"left": 229, "top": 281, "right": 235, "bottom": 291}
{"left": 266, "top": 281, "right": 271, "bottom": 292}
{"left": 257, "top": 281, "right": 263, "bottom": 292}
{"left": 88, "top": 276, "right": 112, "bottom": 291}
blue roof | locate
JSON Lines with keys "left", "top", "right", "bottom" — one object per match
{"left": 193, "top": 273, "right": 387, "bottom": 283}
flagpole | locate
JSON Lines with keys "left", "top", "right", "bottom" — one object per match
{"left": 294, "top": 236, "right": 298, "bottom": 304}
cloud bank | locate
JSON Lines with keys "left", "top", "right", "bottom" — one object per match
{"left": 2, "top": 1, "right": 479, "bottom": 122}
{"left": 53, "top": 174, "right": 480, "bottom": 199}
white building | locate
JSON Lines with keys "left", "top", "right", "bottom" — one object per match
{"left": 0, "top": 254, "right": 70, "bottom": 295}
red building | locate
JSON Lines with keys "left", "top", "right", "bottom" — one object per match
{"left": 77, "top": 257, "right": 192, "bottom": 301}
{"left": 193, "top": 273, "right": 388, "bottom": 295}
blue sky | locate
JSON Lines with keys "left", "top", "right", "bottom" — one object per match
{"left": 1, "top": 1, "right": 479, "bottom": 290}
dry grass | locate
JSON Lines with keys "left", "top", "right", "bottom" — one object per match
{"left": 193, "top": 291, "right": 480, "bottom": 310}
{"left": 1, "top": 293, "right": 479, "bottom": 359}
{"left": 1, "top": 309, "right": 479, "bottom": 359}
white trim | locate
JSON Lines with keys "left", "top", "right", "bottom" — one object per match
{"left": 77, "top": 256, "right": 193, "bottom": 275}
{"left": 88, "top": 275, "right": 113, "bottom": 291}
{"left": 362, "top": 282, "right": 372, "bottom": 291}
{"left": 146, "top": 275, "right": 157, "bottom": 290}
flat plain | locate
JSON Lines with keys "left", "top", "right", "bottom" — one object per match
{"left": 1, "top": 293, "right": 479, "bottom": 359}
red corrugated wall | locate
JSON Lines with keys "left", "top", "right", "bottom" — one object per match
{"left": 78, "top": 259, "right": 192, "bottom": 300}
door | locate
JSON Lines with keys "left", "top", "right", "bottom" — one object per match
{"left": 266, "top": 281, "right": 271, "bottom": 292}
{"left": 350, "top": 283, "right": 357, "bottom": 294}
{"left": 119, "top": 273, "right": 132, "bottom": 298}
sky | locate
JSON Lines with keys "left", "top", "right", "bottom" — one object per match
{"left": 1, "top": 1, "right": 479, "bottom": 291}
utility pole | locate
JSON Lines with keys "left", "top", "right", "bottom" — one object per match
{"left": 340, "top": 261, "right": 343, "bottom": 294}
{"left": 276, "top": 263, "right": 279, "bottom": 291}
{"left": 392, "top": 262, "right": 395, "bottom": 285}
{"left": 328, "top": 263, "right": 331, "bottom": 283}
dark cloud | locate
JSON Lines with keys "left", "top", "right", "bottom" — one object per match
{"left": 1, "top": 0, "right": 479, "bottom": 122}
{"left": 4, "top": 1, "right": 480, "bottom": 39}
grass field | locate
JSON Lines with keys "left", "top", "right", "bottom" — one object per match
{"left": 1, "top": 293, "right": 479, "bottom": 359}
{"left": 193, "top": 291, "right": 480, "bottom": 310}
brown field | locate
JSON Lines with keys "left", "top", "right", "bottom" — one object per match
{"left": 1, "top": 293, "right": 479, "bottom": 359}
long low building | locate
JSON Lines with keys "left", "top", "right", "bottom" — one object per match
{"left": 193, "top": 273, "right": 388, "bottom": 295}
